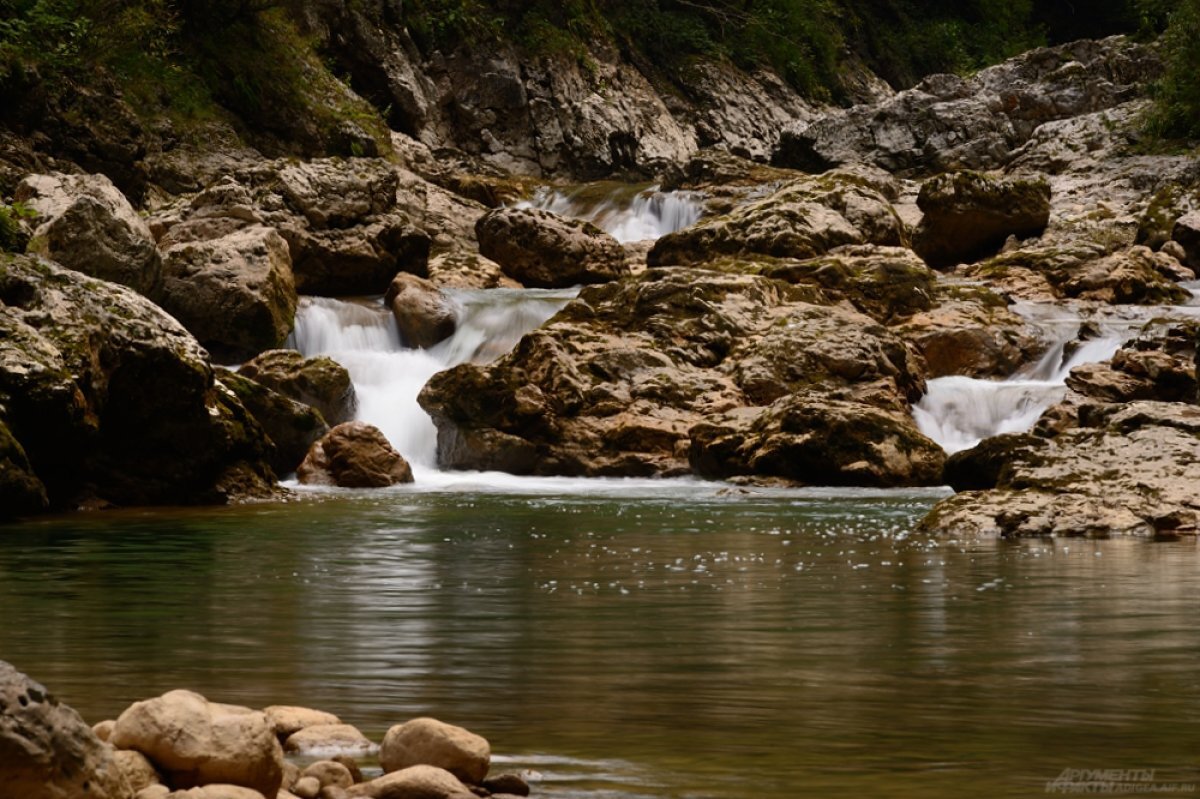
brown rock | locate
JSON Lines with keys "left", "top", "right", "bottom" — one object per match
{"left": 302, "top": 761, "right": 355, "bottom": 790}
{"left": 379, "top": 718, "right": 490, "bottom": 785}
{"left": 111, "top": 689, "right": 284, "bottom": 797}
{"left": 0, "top": 659, "right": 132, "bottom": 799}
{"left": 345, "top": 765, "right": 470, "bottom": 799}
{"left": 239, "top": 350, "right": 357, "bottom": 426}
{"left": 476, "top": 207, "right": 629, "bottom": 288}
{"left": 218, "top": 372, "right": 329, "bottom": 476}
{"left": 165, "top": 786, "right": 267, "bottom": 799}
{"left": 116, "top": 749, "right": 163, "bottom": 793}
{"left": 293, "top": 776, "right": 322, "bottom": 799}
{"left": 263, "top": 706, "right": 342, "bottom": 738}
{"left": 297, "top": 423, "right": 414, "bottom": 488}
{"left": 283, "top": 724, "right": 376, "bottom": 757}
{"left": 384, "top": 273, "right": 457, "bottom": 349}
{"left": 481, "top": 774, "right": 529, "bottom": 796}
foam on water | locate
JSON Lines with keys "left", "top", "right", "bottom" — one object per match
{"left": 518, "top": 183, "right": 704, "bottom": 243}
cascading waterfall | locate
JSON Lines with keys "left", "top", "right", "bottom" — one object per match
{"left": 914, "top": 293, "right": 1200, "bottom": 454}
{"left": 289, "top": 289, "right": 576, "bottom": 477}
{"left": 518, "top": 182, "right": 704, "bottom": 243}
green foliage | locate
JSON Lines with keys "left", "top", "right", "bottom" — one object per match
{"left": 0, "top": 201, "right": 36, "bottom": 253}
{"left": 1146, "top": 0, "right": 1200, "bottom": 139}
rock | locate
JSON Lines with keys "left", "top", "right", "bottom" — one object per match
{"left": 689, "top": 394, "right": 945, "bottom": 487}
{"left": 425, "top": 251, "right": 518, "bottom": 290}
{"left": 15, "top": 172, "right": 162, "bottom": 297}
{"left": 775, "top": 36, "right": 1160, "bottom": 175}
{"left": 111, "top": 689, "right": 284, "bottom": 797}
{"left": 293, "top": 777, "right": 321, "bottom": 799}
{"left": 160, "top": 225, "right": 298, "bottom": 363}
{"left": 138, "top": 786, "right": 170, "bottom": 799}
{"left": 0, "top": 417, "right": 49, "bottom": 518}
{"left": 283, "top": 218, "right": 431, "bottom": 296}
{"left": 0, "top": 659, "right": 132, "bottom": 799}
{"left": 921, "top": 402, "right": 1200, "bottom": 536}
{"left": 480, "top": 774, "right": 529, "bottom": 797}
{"left": 344, "top": 765, "right": 470, "bottom": 799}
{"left": 165, "top": 787, "right": 267, "bottom": 799}
{"left": 1064, "top": 323, "right": 1197, "bottom": 404}
{"left": 379, "top": 718, "right": 490, "bottom": 785}
{"left": 282, "top": 761, "right": 301, "bottom": 792}
{"left": 283, "top": 724, "right": 376, "bottom": 757}
{"left": 301, "top": 761, "right": 354, "bottom": 790}
{"left": 263, "top": 706, "right": 342, "bottom": 739}
{"left": 912, "top": 171, "right": 1051, "bottom": 268}
{"left": 331, "top": 757, "right": 363, "bottom": 785}
{"left": 1173, "top": 210, "right": 1200, "bottom": 269}
{"left": 274, "top": 159, "right": 399, "bottom": 230}
{"left": 218, "top": 371, "right": 329, "bottom": 476}
{"left": 648, "top": 168, "right": 903, "bottom": 267}
{"left": 384, "top": 274, "right": 457, "bottom": 348}
{"left": 239, "top": 350, "right": 357, "bottom": 426}
{"left": 94, "top": 719, "right": 117, "bottom": 741}
{"left": 297, "top": 422, "right": 414, "bottom": 488}
{"left": 419, "top": 268, "right": 934, "bottom": 483}
{"left": 942, "top": 433, "right": 1048, "bottom": 491}
{"left": 475, "top": 207, "right": 629, "bottom": 288}
{"left": 0, "top": 254, "right": 277, "bottom": 509}
{"left": 116, "top": 749, "right": 163, "bottom": 793}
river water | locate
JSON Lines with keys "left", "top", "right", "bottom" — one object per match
{"left": 4, "top": 188, "right": 1200, "bottom": 798}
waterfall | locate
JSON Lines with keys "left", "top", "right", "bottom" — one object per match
{"left": 517, "top": 183, "right": 704, "bottom": 243}
{"left": 289, "top": 288, "right": 576, "bottom": 474}
{"left": 914, "top": 293, "right": 1200, "bottom": 455}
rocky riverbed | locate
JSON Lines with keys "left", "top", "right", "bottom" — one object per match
{"left": 2, "top": 33, "right": 1199, "bottom": 536}
{"left": 0, "top": 659, "right": 527, "bottom": 799}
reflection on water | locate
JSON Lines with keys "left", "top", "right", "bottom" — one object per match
{"left": 1, "top": 490, "right": 1199, "bottom": 798}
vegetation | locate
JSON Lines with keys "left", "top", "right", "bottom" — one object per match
{"left": 0, "top": 201, "right": 34, "bottom": 253}
{"left": 1146, "top": 0, "right": 1200, "bottom": 140}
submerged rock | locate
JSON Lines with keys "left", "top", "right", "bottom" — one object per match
{"left": 475, "top": 207, "right": 629, "bottom": 288}
{"left": 297, "top": 422, "right": 414, "bottom": 488}
{"left": 913, "top": 171, "right": 1050, "bottom": 268}
{"left": 0, "top": 659, "right": 132, "bottom": 799}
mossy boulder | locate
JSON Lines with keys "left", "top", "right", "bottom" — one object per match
{"left": 239, "top": 350, "right": 357, "bottom": 426}
{"left": 218, "top": 370, "right": 329, "bottom": 476}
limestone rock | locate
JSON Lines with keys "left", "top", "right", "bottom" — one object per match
{"left": 379, "top": 718, "right": 490, "bottom": 785}
{"left": 0, "top": 254, "right": 277, "bottom": 509}
{"left": 476, "top": 207, "right": 629, "bottom": 288}
{"left": 648, "top": 168, "right": 903, "bottom": 267}
{"left": 0, "top": 659, "right": 133, "bottom": 799}
{"left": 301, "top": 761, "right": 354, "bottom": 790}
{"left": 160, "top": 225, "right": 298, "bottom": 362}
{"left": 913, "top": 171, "right": 1050, "bottom": 268}
{"left": 16, "top": 172, "right": 162, "bottom": 297}
{"left": 297, "top": 423, "right": 414, "bottom": 488}
{"left": 345, "top": 765, "right": 470, "bottom": 799}
{"left": 217, "top": 371, "right": 328, "bottom": 476}
{"left": 115, "top": 749, "right": 162, "bottom": 793}
{"left": 942, "top": 433, "right": 1048, "bottom": 492}
{"left": 384, "top": 274, "right": 457, "bottom": 349}
{"left": 283, "top": 724, "right": 376, "bottom": 757}
{"left": 263, "top": 706, "right": 342, "bottom": 739}
{"left": 282, "top": 218, "right": 431, "bottom": 296}
{"left": 239, "top": 350, "right": 357, "bottom": 426}
{"left": 111, "top": 689, "right": 284, "bottom": 797}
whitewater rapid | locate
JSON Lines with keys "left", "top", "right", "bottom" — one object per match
{"left": 517, "top": 183, "right": 704, "bottom": 243}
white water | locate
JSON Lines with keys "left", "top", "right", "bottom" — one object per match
{"left": 289, "top": 290, "right": 576, "bottom": 479}
{"left": 518, "top": 183, "right": 704, "bottom": 243}
{"left": 914, "top": 293, "right": 1200, "bottom": 455}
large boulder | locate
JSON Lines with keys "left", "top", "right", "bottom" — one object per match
{"left": 648, "top": 168, "right": 903, "bottom": 267}
{"left": 15, "top": 172, "right": 162, "bottom": 297}
{"left": 419, "top": 268, "right": 938, "bottom": 484}
{"left": 912, "top": 171, "right": 1051, "bottom": 268}
{"left": 160, "top": 225, "right": 298, "bottom": 363}
{"left": 0, "top": 660, "right": 132, "bottom": 799}
{"left": 384, "top": 273, "right": 457, "bottom": 349}
{"left": 111, "top": 690, "right": 284, "bottom": 797}
{"left": 282, "top": 724, "right": 375, "bottom": 757}
{"left": 239, "top": 350, "right": 357, "bottom": 425}
{"left": 217, "top": 371, "right": 329, "bottom": 476}
{"left": 0, "top": 254, "right": 277, "bottom": 509}
{"left": 476, "top": 207, "right": 629, "bottom": 288}
{"left": 379, "top": 718, "right": 490, "bottom": 785}
{"left": 922, "top": 402, "right": 1200, "bottom": 537}
{"left": 297, "top": 422, "right": 414, "bottom": 487}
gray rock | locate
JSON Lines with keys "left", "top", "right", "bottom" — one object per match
{"left": 476, "top": 207, "right": 629, "bottom": 288}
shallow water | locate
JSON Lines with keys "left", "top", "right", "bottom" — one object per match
{"left": 2, "top": 487, "right": 1199, "bottom": 798}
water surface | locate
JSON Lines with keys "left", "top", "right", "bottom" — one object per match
{"left": 2, "top": 486, "right": 1198, "bottom": 797}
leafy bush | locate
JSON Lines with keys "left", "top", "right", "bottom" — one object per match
{"left": 1147, "top": 0, "right": 1200, "bottom": 139}
{"left": 0, "top": 201, "right": 36, "bottom": 253}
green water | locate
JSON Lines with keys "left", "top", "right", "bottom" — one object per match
{"left": 2, "top": 484, "right": 1198, "bottom": 798}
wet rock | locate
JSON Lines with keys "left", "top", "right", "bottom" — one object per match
{"left": 239, "top": 350, "right": 357, "bottom": 426}
{"left": 297, "top": 422, "right": 414, "bottom": 488}
{"left": 379, "top": 718, "right": 490, "bottom": 785}
{"left": 301, "top": 761, "right": 354, "bottom": 790}
{"left": 15, "top": 172, "right": 162, "bottom": 297}
{"left": 775, "top": 37, "right": 1159, "bottom": 175}
{"left": 648, "top": 168, "right": 903, "bottom": 267}
{"left": 425, "top": 251, "right": 519, "bottom": 290}
{"left": 942, "top": 433, "right": 1048, "bottom": 492}
{"left": 0, "top": 255, "right": 277, "bottom": 509}
{"left": 922, "top": 402, "right": 1200, "bottom": 537}
{"left": 475, "top": 207, "right": 629, "bottom": 288}
{"left": 345, "top": 765, "right": 470, "bottom": 799}
{"left": 481, "top": 774, "right": 529, "bottom": 797}
{"left": 0, "top": 418, "right": 49, "bottom": 518}
{"left": 282, "top": 724, "right": 375, "bottom": 757}
{"left": 0, "top": 659, "right": 132, "bottom": 799}
{"left": 1065, "top": 323, "right": 1197, "bottom": 404}
{"left": 217, "top": 371, "right": 328, "bottom": 476}
{"left": 160, "top": 225, "right": 298, "bottom": 362}
{"left": 111, "top": 689, "right": 284, "bottom": 797}
{"left": 419, "top": 268, "right": 934, "bottom": 483}
{"left": 912, "top": 171, "right": 1051, "bottom": 268}
{"left": 263, "top": 706, "right": 342, "bottom": 739}
{"left": 384, "top": 273, "right": 457, "bottom": 348}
